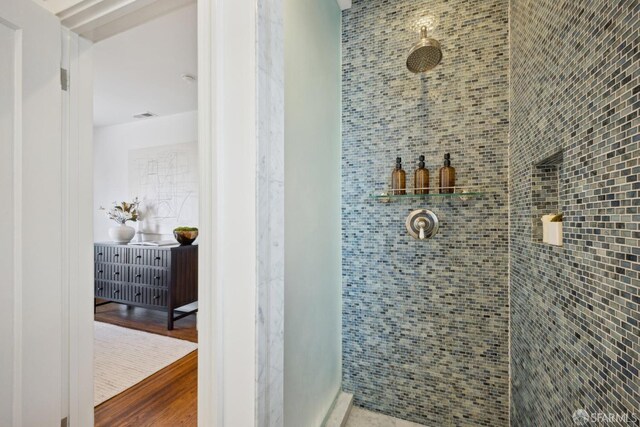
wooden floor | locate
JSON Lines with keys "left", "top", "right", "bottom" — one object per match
{"left": 95, "top": 301, "right": 197, "bottom": 342}
{"left": 94, "top": 302, "right": 197, "bottom": 427}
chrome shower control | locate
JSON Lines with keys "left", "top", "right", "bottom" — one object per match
{"left": 406, "top": 209, "right": 439, "bottom": 240}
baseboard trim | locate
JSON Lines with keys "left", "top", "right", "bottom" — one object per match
{"left": 323, "top": 391, "right": 354, "bottom": 427}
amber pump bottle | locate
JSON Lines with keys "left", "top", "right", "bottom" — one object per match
{"left": 414, "top": 155, "right": 429, "bottom": 194}
{"left": 391, "top": 157, "right": 406, "bottom": 195}
{"left": 439, "top": 153, "right": 456, "bottom": 193}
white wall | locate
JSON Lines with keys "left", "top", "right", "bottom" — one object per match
{"left": 93, "top": 110, "right": 198, "bottom": 241}
{"left": 0, "top": 20, "right": 16, "bottom": 427}
{"left": 284, "top": 0, "right": 342, "bottom": 426}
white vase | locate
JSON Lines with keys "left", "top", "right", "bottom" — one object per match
{"left": 108, "top": 224, "right": 136, "bottom": 244}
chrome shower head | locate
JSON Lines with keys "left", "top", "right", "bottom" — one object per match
{"left": 406, "top": 26, "right": 442, "bottom": 73}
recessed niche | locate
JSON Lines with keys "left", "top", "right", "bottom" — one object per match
{"left": 531, "top": 150, "right": 563, "bottom": 243}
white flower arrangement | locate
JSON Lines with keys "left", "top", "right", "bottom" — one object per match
{"left": 100, "top": 198, "right": 141, "bottom": 225}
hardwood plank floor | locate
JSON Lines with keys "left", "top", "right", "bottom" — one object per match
{"left": 95, "top": 301, "right": 197, "bottom": 343}
{"left": 94, "top": 302, "right": 197, "bottom": 426}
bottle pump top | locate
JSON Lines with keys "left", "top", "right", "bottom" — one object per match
{"left": 419, "top": 155, "right": 425, "bottom": 168}
{"left": 444, "top": 153, "right": 451, "bottom": 167}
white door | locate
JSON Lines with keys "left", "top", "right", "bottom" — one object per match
{"left": 0, "top": 1, "right": 63, "bottom": 426}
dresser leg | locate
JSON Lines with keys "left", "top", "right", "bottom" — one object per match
{"left": 168, "top": 310, "right": 174, "bottom": 330}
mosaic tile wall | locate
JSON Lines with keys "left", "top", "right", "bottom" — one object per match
{"left": 341, "top": 0, "right": 509, "bottom": 425}
{"left": 510, "top": 0, "right": 640, "bottom": 425}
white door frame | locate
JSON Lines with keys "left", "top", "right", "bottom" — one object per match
{"left": 61, "top": 27, "right": 94, "bottom": 426}
{"left": 60, "top": 0, "right": 284, "bottom": 426}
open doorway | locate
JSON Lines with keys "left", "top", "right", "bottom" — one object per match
{"left": 58, "top": 0, "right": 268, "bottom": 423}
{"left": 89, "top": 4, "right": 199, "bottom": 424}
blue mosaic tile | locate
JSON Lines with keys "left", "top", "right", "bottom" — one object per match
{"left": 341, "top": 0, "right": 510, "bottom": 425}
{"left": 510, "top": 0, "right": 640, "bottom": 425}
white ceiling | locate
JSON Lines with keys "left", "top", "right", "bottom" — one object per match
{"left": 93, "top": 3, "right": 197, "bottom": 127}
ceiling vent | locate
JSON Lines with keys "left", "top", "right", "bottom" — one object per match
{"left": 133, "top": 111, "right": 157, "bottom": 119}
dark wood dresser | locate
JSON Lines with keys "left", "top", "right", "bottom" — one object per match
{"left": 94, "top": 243, "right": 198, "bottom": 330}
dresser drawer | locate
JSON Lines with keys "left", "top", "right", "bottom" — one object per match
{"left": 129, "top": 266, "right": 169, "bottom": 287}
{"left": 140, "top": 286, "right": 168, "bottom": 307}
{"left": 130, "top": 248, "right": 171, "bottom": 268}
{"left": 95, "top": 245, "right": 128, "bottom": 264}
{"left": 95, "top": 280, "right": 109, "bottom": 298}
{"left": 95, "top": 282, "right": 167, "bottom": 307}
{"left": 95, "top": 281, "right": 128, "bottom": 300}
{"left": 95, "top": 263, "right": 127, "bottom": 282}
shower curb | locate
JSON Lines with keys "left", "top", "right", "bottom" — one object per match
{"left": 323, "top": 391, "right": 354, "bottom": 427}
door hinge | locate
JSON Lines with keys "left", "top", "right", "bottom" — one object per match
{"left": 61, "top": 68, "right": 69, "bottom": 91}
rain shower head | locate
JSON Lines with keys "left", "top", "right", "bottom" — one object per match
{"left": 406, "top": 26, "right": 442, "bottom": 73}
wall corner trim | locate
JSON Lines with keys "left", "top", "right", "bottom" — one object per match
{"left": 336, "top": 0, "right": 351, "bottom": 11}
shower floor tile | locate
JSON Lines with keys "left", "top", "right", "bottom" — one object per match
{"left": 345, "top": 407, "right": 426, "bottom": 427}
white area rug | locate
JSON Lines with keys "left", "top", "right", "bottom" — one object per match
{"left": 94, "top": 321, "right": 197, "bottom": 406}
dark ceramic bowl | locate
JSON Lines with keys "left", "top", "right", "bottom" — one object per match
{"left": 173, "top": 229, "right": 198, "bottom": 245}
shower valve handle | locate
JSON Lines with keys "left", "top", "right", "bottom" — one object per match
{"left": 417, "top": 220, "right": 427, "bottom": 240}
